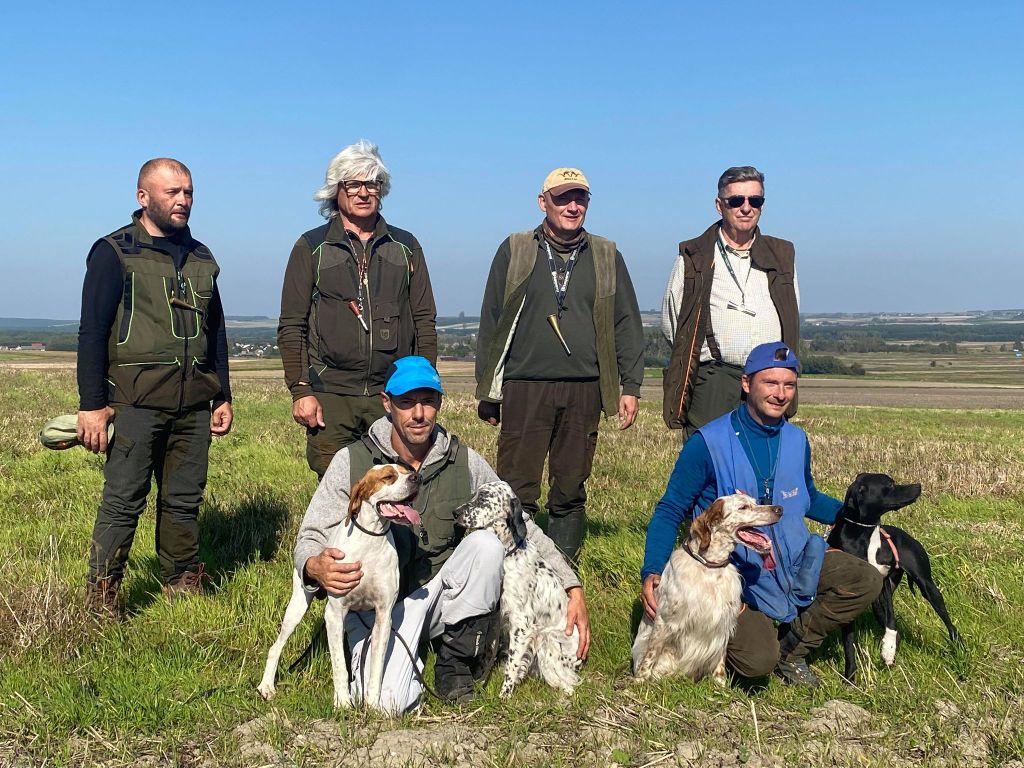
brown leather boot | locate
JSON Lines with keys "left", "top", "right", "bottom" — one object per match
{"left": 161, "top": 563, "right": 208, "bottom": 599}
{"left": 86, "top": 576, "right": 121, "bottom": 620}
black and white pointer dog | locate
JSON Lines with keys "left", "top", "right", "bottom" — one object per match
{"left": 828, "top": 473, "right": 962, "bottom": 682}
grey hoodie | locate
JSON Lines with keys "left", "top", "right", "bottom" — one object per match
{"left": 293, "top": 416, "right": 581, "bottom": 592}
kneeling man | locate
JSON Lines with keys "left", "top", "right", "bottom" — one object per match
{"left": 296, "top": 356, "right": 589, "bottom": 710}
{"left": 640, "top": 342, "right": 881, "bottom": 686}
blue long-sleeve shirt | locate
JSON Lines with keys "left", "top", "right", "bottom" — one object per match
{"left": 641, "top": 405, "right": 841, "bottom": 582}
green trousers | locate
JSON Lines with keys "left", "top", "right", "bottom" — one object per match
{"left": 683, "top": 361, "right": 744, "bottom": 440}
{"left": 305, "top": 392, "right": 385, "bottom": 480}
{"left": 89, "top": 406, "right": 211, "bottom": 584}
{"left": 726, "top": 550, "right": 884, "bottom": 677}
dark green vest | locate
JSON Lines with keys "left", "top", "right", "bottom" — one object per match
{"left": 475, "top": 230, "right": 620, "bottom": 416}
{"left": 349, "top": 431, "right": 473, "bottom": 597}
{"left": 104, "top": 214, "right": 221, "bottom": 410}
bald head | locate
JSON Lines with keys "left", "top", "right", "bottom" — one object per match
{"left": 137, "top": 158, "right": 191, "bottom": 191}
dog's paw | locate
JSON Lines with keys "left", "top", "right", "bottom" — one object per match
{"left": 881, "top": 628, "right": 898, "bottom": 667}
{"left": 257, "top": 683, "right": 276, "bottom": 701}
{"left": 333, "top": 693, "right": 354, "bottom": 710}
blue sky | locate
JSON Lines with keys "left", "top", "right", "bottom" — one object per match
{"left": 2, "top": 2, "right": 1022, "bottom": 319}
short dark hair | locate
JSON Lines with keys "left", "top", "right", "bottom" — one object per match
{"left": 138, "top": 158, "right": 191, "bottom": 189}
{"left": 717, "top": 166, "right": 764, "bottom": 196}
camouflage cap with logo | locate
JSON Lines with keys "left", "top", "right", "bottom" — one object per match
{"left": 542, "top": 167, "right": 590, "bottom": 196}
{"left": 39, "top": 414, "right": 115, "bottom": 450}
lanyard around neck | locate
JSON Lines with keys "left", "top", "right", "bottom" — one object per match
{"left": 717, "top": 235, "right": 753, "bottom": 307}
{"left": 738, "top": 424, "right": 781, "bottom": 504}
{"left": 543, "top": 240, "right": 580, "bottom": 318}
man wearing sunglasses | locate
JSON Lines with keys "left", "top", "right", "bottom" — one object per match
{"left": 662, "top": 166, "right": 800, "bottom": 437}
{"left": 475, "top": 168, "right": 645, "bottom": 564}
{"left": 278, "top": 140, "right": 438, "bottom": 479}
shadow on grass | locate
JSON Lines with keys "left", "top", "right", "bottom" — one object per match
{"left": 200, "top": 487, "right": 292, "bottom": 580}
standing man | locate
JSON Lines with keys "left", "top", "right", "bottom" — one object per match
{"left": 662, "top": 166, "right": 800, "bottom": 436}
{"left": 295, "top": 357, "right": 589, "bottom": 710}
{"left": 278, "top": 140, "right": 437, "bottom": 480}
{"left": 475, "top": 168, "right": 645, "bottom": 562}
{"left": 642, "top": 342, "right": 882, "bottom": 686}
{"left": 77, "top": 158, "right": 233, "bottom": 617}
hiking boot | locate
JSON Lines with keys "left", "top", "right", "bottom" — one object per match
{"left": 774, "top": 658, "right": 820, "bottom": 687}
{"left": 161, "top": 564, "right": 207, "bottom": 599}
{"left": 86, "top": 576, "right": 121, "bottom": 620}
{"left": 433, "top": 611, "right": 499, "bottom": 703}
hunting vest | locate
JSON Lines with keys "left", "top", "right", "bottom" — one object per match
{"left": 304, "top": 218, "right": 419, "bottom": 395}
{"left": 349, "top": 431, "right": 472, "bottom": 597}
{"left": 475, "top": 230, "right": 621, "bottom": 416}
{"left": 662, "top": 223, "right": 800, "bottom": 429}
{"left": 103, "top": 213, "right": 221, "bottom": 410}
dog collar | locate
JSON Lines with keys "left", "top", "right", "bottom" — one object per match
{"left": 682, "top": 541, "right": 731, "bottom": 569}
{"left": 841, "top": 517, "right": 876, "bottom": 528}
{"left": 350, "top": 515, "right": 390, "bottom": 537}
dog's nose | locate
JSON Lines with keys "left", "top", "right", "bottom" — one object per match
{"left": 408, "top": 472, "right": 422, "bottom": 485}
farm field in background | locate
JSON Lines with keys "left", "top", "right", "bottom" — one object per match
{"left": 0, "top": 363, "right": 1022, "bottom": 767}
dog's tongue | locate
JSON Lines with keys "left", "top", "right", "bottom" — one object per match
{"left": 737, "top": 529, "right": 776, "bottom": 571}
{"left": 379, "top": 503, "right": 421, "bottom": 525}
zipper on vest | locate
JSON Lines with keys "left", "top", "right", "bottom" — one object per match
{"left": 176, "top": 268, "right": 189, "bottom": 412}
{"left": 362, "top": 249, "right": 373, "bottom": 396}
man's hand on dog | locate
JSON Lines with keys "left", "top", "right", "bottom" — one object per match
{"left": 641, "top": 574, "right": 660, "bottom": 620}
{"left": 293, "top": 395, "right": 325, "bottom": 429}
{"left": 305, "top": 548, "right": 363, "bottom": 596}
{"left": 566, "top": 586, "right": 591, "bottom": 660}
{"left": 77, "top": 406, "right": 115, "bottom": 453}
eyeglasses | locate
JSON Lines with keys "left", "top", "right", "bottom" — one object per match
{"left": 721, "top": 195, "right": 765, "bottom": 209}
{"left": 341, "top": 179, "right": 382, "bottom": 196}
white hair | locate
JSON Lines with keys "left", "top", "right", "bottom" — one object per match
{"left": 313, "top": 140, "right": 392, "bottom": 219}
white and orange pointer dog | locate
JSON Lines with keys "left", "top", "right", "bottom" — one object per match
{"left": 258, "top": 464, "right": 421, "bottom": 710}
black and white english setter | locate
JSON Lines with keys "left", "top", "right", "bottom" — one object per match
{"left": 454, "top": 481, "right": 581, "bottom": 697}
{"left": 632, "top": 493, "right": 781, "bottom": 684}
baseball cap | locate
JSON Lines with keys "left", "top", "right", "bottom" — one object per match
{"left": 38, "top": 414, "right": 115, "bottom": 450}
{"left": 743, "top": 342, "right": 800, "bottom": 376}
{"left": 542, "top": 168, "right": 590, "bottom": 196}
{"left": 384, "top": 356, "right": 445, "bottom": 396}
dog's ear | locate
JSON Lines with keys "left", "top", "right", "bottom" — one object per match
{"left": 509, "top": 496, "right": 529, "bottom": 547}
{"left": 843, "top": 476, "right": 866, "bottom": 512}
{"left": 692, "top": 499, "right": 723, "bottom": 554}
{"left": 348, "top": 471, "right": 377, "bottom": 524}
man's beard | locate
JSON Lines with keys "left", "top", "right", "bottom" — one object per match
{"left": 148, "top": 201, "right": 190, "bottom": 233}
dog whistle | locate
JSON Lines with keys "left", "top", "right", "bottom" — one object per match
{"left": 547, "top": 314, "right": 572, "bottom": 356}
{"left": 348, "top": 300, "right": 370, "bottom": 333}
{"left": 169, "top": 295, "right": 207, "bottom": 317}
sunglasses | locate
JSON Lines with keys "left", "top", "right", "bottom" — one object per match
{"left": 721, "top": 195, "right": 765, "bottom": 209}
{"left": 342, "top": 179, "right": 382, "bottom": 195}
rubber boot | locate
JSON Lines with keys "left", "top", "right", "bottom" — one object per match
{"left": 774, "top": 629, "right": 819, "bottom": 687}
{"left": 434, "top": 610, "right": 499, "bottom": 703}
{"left": 547, "top": 508, "right": 585, "bottom": 564}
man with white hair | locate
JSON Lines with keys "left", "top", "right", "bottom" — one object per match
{"left": 662, "top": 166, "right": 800, "bottom": 437}
{"left": 278, "top": 141, "right": 438, "bottom": 479}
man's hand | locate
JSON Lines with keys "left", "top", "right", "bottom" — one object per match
{"left": 618, "top": 395, "right": 638, "bottom": 430}
{"left": 77, "top": 407, "right": 115, "bottom": 453}
{"left": 565, "top": 586, "right": 591, "bottom": 660}
{"left": 293, "top": 395, "right": 325, "bottom": 429}
{"left": 641, "top": 574, "right": 660, "bottom": 621}
{"left": 304, "top": 548, "right": 363, "bottom": 597}
{"left": 211, "top": 402, "right": 233, "bottom": 436}
{"left": 477, "top": 400, "right": 500, "bottom": 426}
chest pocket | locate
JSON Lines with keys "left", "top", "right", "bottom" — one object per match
{"left": 372, "top": 300, "right": 401, "bottom": 353}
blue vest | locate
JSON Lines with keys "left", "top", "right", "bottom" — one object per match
{"left": 698, "top": 411, "right": 825, "bottom": 622}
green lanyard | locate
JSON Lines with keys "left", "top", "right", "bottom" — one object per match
{"left": 717, "top": 235, "right": 756, "bottom": 316}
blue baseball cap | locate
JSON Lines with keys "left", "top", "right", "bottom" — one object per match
{"left": 744, "top": 342, "right": 800, "bottom": 376}
{"left": 384, "top": 356, "right": 445, "bottom": 396}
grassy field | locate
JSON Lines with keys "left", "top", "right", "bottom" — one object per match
{"left": 1, "top": 366, "right": 1022, "bottom": 767}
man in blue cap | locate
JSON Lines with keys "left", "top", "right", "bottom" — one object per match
{"left": 294, "top": 356, "right": 589, "bottom": 710}
{"left": 639, "top": 342, "right": 881, "bottom": 686}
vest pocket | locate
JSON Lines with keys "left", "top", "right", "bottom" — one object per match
{"left": 372, "top": 301, "right": 401, "bottom": 353}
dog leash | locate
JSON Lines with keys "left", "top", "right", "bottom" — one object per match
{"left": 353, "top": 612, "right": 444, "bottom": 702}
{"left": 832, "top": 519, "right": 902, "bottom": 569}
